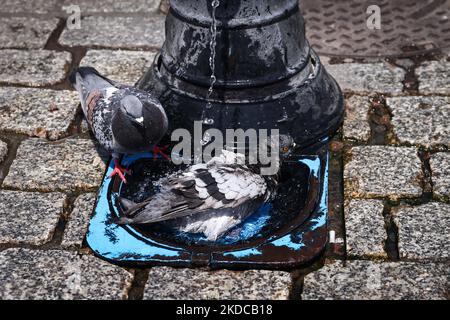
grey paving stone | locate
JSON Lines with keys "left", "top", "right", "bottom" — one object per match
{"left": 61, "top": 0, "right": 160, "bottom": 13}
{"left": 387, "top": 96, "right": 450, "bottom": 148}
{"left": 430, "top": 152, "right": 450, "bottom": 199}
{"left": 60, "top": 16, "right": 165, "bottom": 49}
{"left": 393, "top": 202, "right": 450, "bottom": 260}
{"left": 62, "top": 193, "right": 96, "bottom": 248}
{"left": 160, "top": 0, "right": 169, "bottom": 14}
{"left": 80, "top": 50, "right": 156, "bottom": 86}
{"left": 416, "top": 60, "right": 450, "bottom": 95}
{"left": 0, "top": 0, "right": 58, "bottom": 14}
{"left": 345, "top": 199, "right": 387, "bottom": 258}
{"left": 303, "top": 260, "right": 449, "bottom": 300}
{"left": 343, "top": 95, "right": 371, "bottom": 141}
{"left": 0, "top": 248, "right": 133, "bottom": 299}
{"left": 0, "top": 50, "right": 71, "bottom": 87}
{"left": 322, "top": 58, "right": 405, "bottom": 94}
{"left": 0, "top": 139, "right": 7, "bottom": 163}
{"left": 0, "top": 17, "right": 59, "bottom": 49}
{"left": 144, "top": 267, "right": 291, "bottom": 300}
{"left": 0, "top": 191, "right": 66, "bottom": 245}
{"left": 0, "top": 88, "right": 79, "bottom": 140}
{"left": 344, "top": 146, "right": 423, "bottom": 200}
{"left": 2, "top": 138, "right": 105, "bottom": 192}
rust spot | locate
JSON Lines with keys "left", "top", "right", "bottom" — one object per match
{"left": 329, "top": 141, "right": 344, "bottom": 152}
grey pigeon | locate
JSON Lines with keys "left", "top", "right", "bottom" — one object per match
{"left": 117, "top": 135, "right": 296, "bottom": 241}
{"left": 69, "top": 67, "right": 168, "bottom": 183}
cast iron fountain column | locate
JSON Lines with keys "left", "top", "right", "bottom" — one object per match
{"left": 138, "top": 0, "right": 344, "bottom": 149}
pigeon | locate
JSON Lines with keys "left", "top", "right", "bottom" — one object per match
{"left": 69, "top": 66, "right": 169, "bottom": 183}
{"left": 116, "top": 135, "right": 296, "bottom": 241}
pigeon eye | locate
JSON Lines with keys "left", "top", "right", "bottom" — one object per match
{"left": 281, "top": 146, "right": 289, "bottom": 153}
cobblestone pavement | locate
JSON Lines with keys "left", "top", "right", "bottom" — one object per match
{"left": 0, "top": 0, "right": 448, "bottom": 300}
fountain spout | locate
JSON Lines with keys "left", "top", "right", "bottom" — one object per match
{"left": 138, "top": 0, "right": 344, "bottom": 150}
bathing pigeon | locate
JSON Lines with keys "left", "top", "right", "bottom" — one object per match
{"left": 69, "top": 66, "right": 169, "bottom": 183}
{"left": 116, "top": 135, "right": 296, "bottom": 241}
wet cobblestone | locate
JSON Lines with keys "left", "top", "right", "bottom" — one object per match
{"left": 61, "top": 193, "right": 97, "bottom": 248}
{"left": 0, "top": 140, "right": 7, "bottom": 164}
{"left": 0, "top": 248, "right": 133, "bottom": 299}
{"left": 61, "top": 0, "right": 161, "bottom": 13}
{"left": 0, "top": 17, "right": 59, "bottom": 49}
{"left": 416, "top": 60, "right": 450, "bottom": 95}
{"left": 0, "top": 0, "right": 59, "bottom": 14}
{"left": 144, "top": 267, "right": 291, "bottom": 300}
{"left": 322, "top": 58, "right": 405, "bottom": 94}
{"left": 430, "top": 152, "right": 450, "bottom": 200}
{"left": 80, "top": 50, "right": 156, "bottom": 86}
{"left": 344, "top": 146, "right": 423, "bottom": 200}
{"left": 303, "top": 260, "right": 449, "bottom": 300}
{"left": 2, "top": 138, "right": 105, "bottom": 192}
{"left": 343, "top": 95, "right": 371, "bottom": 141}
{"left": 345, "top": 199, "right": 387, "bottom": 258}
{"left": 393, "top": 202, "right": 450, "bottom": 260}
{"left": 0, "top": 191, "right": 66, "bottom": 245}
{"left": 0, "top": 50, "right": 71, "bottom": 87}
{"left": 60, "top": 16, "right": 165, "bottom": 49}
{"left": 0, "top": 88, "right": 79, "bottom": 140}
{"left": 388, "top": 96, "right": 450, "bottom": 148}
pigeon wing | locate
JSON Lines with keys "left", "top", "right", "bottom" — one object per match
{"left": 120, "top": 163, "right": 269, "bottom": 224}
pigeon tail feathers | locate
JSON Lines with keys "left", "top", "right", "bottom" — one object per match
{"left": 69, "top": 66, "right": 103, "bottom": 85}
{"left": 69, "top": 66, "right": 115, "bottom": 93}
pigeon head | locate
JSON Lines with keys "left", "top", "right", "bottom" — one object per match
{"left": 278, "top": 134, "right": 297, "bottom": 157}
{"left": 112, "top": 95, "right": 168, "bottom": 152}
{"left": 264, "top": 133, "right": 297, "bottom": 158}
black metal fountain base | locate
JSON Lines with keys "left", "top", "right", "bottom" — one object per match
{"left": 86, "top": 143, "right": 329, "bottom": 269}
{"left": 86, "top": 0, "right": 342, "bottom": 269}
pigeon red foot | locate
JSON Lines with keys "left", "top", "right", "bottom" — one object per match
{"left": 110, "top": 158, "right": 131, "bottom": 184}
{"left": 152, "top": 145, "right": 171, "bottom": 161}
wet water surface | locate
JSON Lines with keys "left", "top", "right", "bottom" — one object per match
{"left": 113, "top": 155, "right": 319, "bottom": 251}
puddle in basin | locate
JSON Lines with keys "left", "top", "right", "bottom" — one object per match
{"left": 113, "top": 156, "right": 318, "bottom": 250}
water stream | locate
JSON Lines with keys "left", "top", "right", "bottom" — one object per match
{"left": 200, "top": 0, "right": 220, "bottom": 146}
